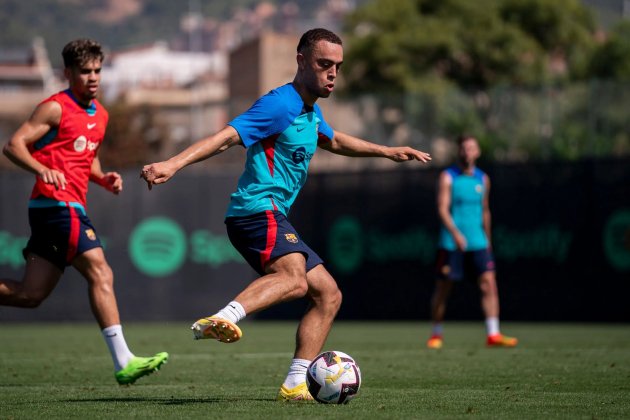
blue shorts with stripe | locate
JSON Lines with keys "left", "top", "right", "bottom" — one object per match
{"left": 23, "top": 202, "right": 102, "bottom": 271}
{"left": 225, "top": 210, "right": 323, "bottom": 276}
{"left": 435, "top": 248, "right": 495, "bottom": 282}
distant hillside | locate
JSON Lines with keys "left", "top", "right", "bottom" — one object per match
{"left": 0, "top": 0, "right": 335, "bottom": 66}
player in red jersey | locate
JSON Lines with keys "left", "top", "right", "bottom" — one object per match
{"left": 1, "top": 39, "right": 168, "bottom": 384}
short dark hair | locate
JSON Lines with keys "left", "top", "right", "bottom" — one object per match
{"left": 62, "top": 39, "right": 104, "bottom": 68}
{"left": 456, "top": 134, "right": 477, "bottom": 147}
{"left": 297, "top": 28, "right": 342, "bottom": 54}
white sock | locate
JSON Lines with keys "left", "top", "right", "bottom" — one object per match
{"left": 431, "top": 323, "right": 444, "bottom": 337}
{"left": 486, "top": 317, "right": 500, "bottom": 336}
{"left": 214, "top": 301, "right": 247, "bottom": 324}
{"left": 102, "top": 325, "right": 135, "bottom": 371}
{"left": 282, "top": 358, "right": 311, "bottom": 388}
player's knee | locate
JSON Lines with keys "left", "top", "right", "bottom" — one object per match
{"left": 315, "top": 284, "right": 342, "bottom": 317}
{"left": 18, "top": 291, "right": 47, "bottom": 308}
{"left": 88, "top": 264, "right": 114, "bottom": 289}
{"left": 275, "top": 264, "right": 309, "bottom": 298}
{"left": 289, "top": 274, "right": 309, "bottom": 298}
{"left": 95, "top": 262, "right": 114, "bottom": 281}
{"left": 479, "top": 276, "right": 497, "bottom": 294}
{"left": 328, "top": 287, "right": 342, "bottom": 312}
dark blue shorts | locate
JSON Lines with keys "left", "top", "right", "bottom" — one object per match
{"left": 435, "top": 248, "right": 495, "bottom": 282}
{"left": 23, "top": 206, "right": 102, "bottom": 271}
{"left": 225, "top": 210, "right": 323, "bottom": 276}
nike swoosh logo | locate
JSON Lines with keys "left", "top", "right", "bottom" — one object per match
{"left": 87, "top": 123, "right": 96, "bottom": 129}
{"left": 106, "top": 333, "right": 117, "bottom": 337}
{"left": 296, "top": 126, "right": 306, "bottom": 132}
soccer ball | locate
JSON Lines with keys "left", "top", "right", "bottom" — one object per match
{"left": 306, "top": 350, "right": 361, "bottom": 404}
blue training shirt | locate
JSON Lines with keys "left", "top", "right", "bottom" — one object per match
{"left": 438, "top": 165, "right": 489, "bottom": 251}
{"left": 226, "top": 83, "right": 334, "bottom": 217}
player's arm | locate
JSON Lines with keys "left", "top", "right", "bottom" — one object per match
{"left": 141, "top": 125, "right": 242, "bottom": 189}
{"left": 90, "top": 155, "right": 123, "bottom": 195}
{"left": 437, "top": 171, "right": 467, "bottom": 251}
{"left": 318, "top": 130, "right": 431, "bottom": 163}
{"left": 482, "top": 174, "right": 492, "bottom": 248}
{"left": 2, "top": 101, "right": 67, "bottom": 190}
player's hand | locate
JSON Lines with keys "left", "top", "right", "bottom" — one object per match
{"left": 454, "top": 231, "right": 467, "bottom": 251}
{"left": 39, "top": 168, "right": 66, "bottom": 190}
{"left": 102, "top": 172, "right": 123, "bottom": 195}
{"left": 386, "top": 146, "right": 431, "bottom": 163}
{"left": 140, "top": 161, "right": 176, "bottom": 190}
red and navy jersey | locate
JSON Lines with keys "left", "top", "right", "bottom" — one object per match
{"left": 29, "top": 89, "right": 108, "bottom": 206}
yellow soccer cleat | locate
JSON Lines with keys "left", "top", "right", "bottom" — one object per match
{"left": 426, "top": 335, "right": 443, "bottom": 349}
{"left": 277, "top": 383, "right": 314, "bottom": 402}
{"left": 191, "top": 316, "right": 242, "bottom": 343}
{"left": 486, "top": 333, "right": 518, "bottom": 347}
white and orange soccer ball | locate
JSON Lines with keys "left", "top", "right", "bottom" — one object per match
{"left": 306, "top": 350, "right": 361, "bottom": 404}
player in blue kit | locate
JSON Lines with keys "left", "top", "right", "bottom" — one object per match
{"left": 141, "top": 28, "right": 431, "bottom": 400}
{"left": 427, "top": 134, "right": 517, "bottom": 349}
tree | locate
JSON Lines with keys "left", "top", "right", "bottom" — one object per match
{"left": 589, "top": 20, "right": 630, "bottom": 81}
{"left": 99, "top": 101, "right": 168, "bottom": 169}
{"left": 342, "top": 0, "right": 597, "bottom": 93}
{"left": 339, "top": 0, "right": 600, "bottom": 161}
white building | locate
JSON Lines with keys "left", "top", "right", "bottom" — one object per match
{"left": 102, "top": 41, "right": 227, "bottom": 102}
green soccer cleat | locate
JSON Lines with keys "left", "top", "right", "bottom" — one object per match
{"left": 276, "top": 383, "right": 314, "bottom": 402}
{"left": 115, "top": 352, "right": 169, "bottom": 385}
{"left": 191, "top": 316, "right": 242, "bottom": 343}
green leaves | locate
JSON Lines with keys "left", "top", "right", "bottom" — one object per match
{"left": 342, "top": 0, "right": 598, "bottom": 93}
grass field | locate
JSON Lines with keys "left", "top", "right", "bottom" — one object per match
{"left": 1, "top": 322, "right": 629, "bottom": 419}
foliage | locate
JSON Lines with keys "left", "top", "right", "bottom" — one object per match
{"left": 339, "top": 0, "right": 630, "bottom": 161}
{"left": 100, "top": 102, "right": 169, "bottom": 169}
{"left": 589, "top": 20, "right": 630, "bottom": 81}
{"left": 342, "top": 0, "right": 597, "bottom": 94}
{"left": 402, "top": 81, "right": 630, "bottom": 161}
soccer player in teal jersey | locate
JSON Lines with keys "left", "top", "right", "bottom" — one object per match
{"left": 427, "top": 135, "right": 517, "bottom": 349}
{"left": 141, "top": 28, "right": 431, "bottom": 400}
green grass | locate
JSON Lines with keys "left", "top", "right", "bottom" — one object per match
{"left": 1, "top": 322, "right": 629, "bottom": 419}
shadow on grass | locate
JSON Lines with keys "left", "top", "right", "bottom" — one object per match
{"left": 64, "top": 397, "right": 275, "bottom": 405}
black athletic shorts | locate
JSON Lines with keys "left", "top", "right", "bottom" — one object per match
{"left": 23, "top": 205, "right": 102, "bottom": 271}
{"left": 225, "top": 210, "right": 323, "bottom": 276}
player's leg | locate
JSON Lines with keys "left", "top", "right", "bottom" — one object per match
{"left": 479, "top": 270, "right": 499, "bottom": 320}
{"left": 192, "top": 252, "right": 310, "bottom": 342}
{"left": 431, "top": 279, "right": 454, "bottom": 324}
{"left": 427, "top": 249, "right": 460, "bottom": 349}
{"left": 475, "top": 250, "right": 517, "bottom": 347}
{"left": 0, "top": 252, "right": 62, "bottom": 307}
{"left": 427, "top": 279, "right": 453, "bottom": 349}
{"left": 278, "top": 263, "right": 341, "bottom": 401}
{"left": 72, "top": 247, "right": 168, "bottom": 383}
{"left": 236, "top": 252, "right": 311, "bottom": 313}
{"left": 72, "top": 247, "right": 119, "bottom": 328}
{"left": 295, "top": 264, "right": 341, "bottom": 359}
{"left": 193, "top": 212, "right": 314, "bottom": 342}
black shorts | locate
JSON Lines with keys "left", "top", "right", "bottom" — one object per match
{"left": 23, "top": 205, "right": 102, "bottom": 271}
{"left": 225, "top": 210, "right": 323, "bottom": 276}
{"left": 435, "top": 248, "right": 495, "bottom": 282}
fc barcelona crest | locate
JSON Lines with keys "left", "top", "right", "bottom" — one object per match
{"left": 285, "top": 233, "right": 299, "bottom": 243}
{"left": 85, "top": 229, "right": 97, "bottom": 241}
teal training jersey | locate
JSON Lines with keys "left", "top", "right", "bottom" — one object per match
{"left": 226, "top": 83, "right": 333, "bottom": 217}
{"left": 438, "top": 165, "right": 489, "bottom": 251}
